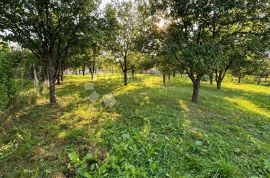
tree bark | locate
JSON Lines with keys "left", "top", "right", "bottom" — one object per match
{"left": 90, "top": 72, "right": 94, "bottom": 81}
{"left": 82, "top": 66, "right": 85, "bottom": 76}
{"left": 192, "top": 79, "right": 200, "bottom": 103}
{"left": 131, "top": 68, "right": 135, "bottom": 79}
{"left": 33, "top": 64, "right": 39, "bottom": 94}
{"left": 89, "top": 68, "right": 94, "bottom": 81}
{"left": 124, "top": 70, "right": 128, "bottom": 85}
{"left": 238, "top": 74, "right": 241, "bottom": 83}
{"left": 209, "top": 73, "right": 213, "bottom": 85}
{"left": 48, "top": 65, "right": 56, "bottom": 105}
{"left": 215, "top": 71, "right": 222, "bottom": 89}
{"left": 56, "top": 64, "right": 62, "bottom": 85}
{"left": 163, "top": 74, "right": 166, "bottom": 84}
{"left": 257, "top": 76, "right": 261, "bottom": 85}
{"left": 215, "top": 71, "right": 224, "bottom": 89}
{"left": 56, "top": 73, "right": 61, "bottom": 85}
{"left": 217, "top": 79, "right": 222, "bottom": 89}
{"left": 60, "top": 70, "right": 64, "bottom": 81}
{"left": 89, "top": 63, "right": 95, "bottom": 81}
{"left": 214, "top": 61, "right": 233, "bottom": 89}
{"left": 187, "top": 72, "right": 202, "bottom": 103}
{"left": 173, "top": 70, "right": 176, "bottom": 77}
{"left": 215, "top": 70, "right": 225, "bottom": 89}
{"left": 123, "top": 55, "right": 128, "bottom": 86}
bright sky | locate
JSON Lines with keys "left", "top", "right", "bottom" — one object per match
{"left": 100, "top": 0, "right": 128, "bottom": 8}
{"left": 100, "top": 0, "right": 111, "bottom": 9}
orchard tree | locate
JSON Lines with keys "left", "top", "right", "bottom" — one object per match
{"left": 231, "top": 56, "right": 251, "bottom": 83}
{"left": 209, "top": 0, "right": 269, "bottom": 89}
{"left": 254, "top": 58, "right": 270, "bottom": 84}
{"left": 83, "top": 44, "right": 101, "bottom": 81}
{"left": 151, "top": 0, "right": 269, "bottom": 102}
{"left": 99, "top": 51, "right": 119, "bottom": 73}
{"left": 104, "top": 1, "right": 140, "bottom": 86}
{"left": 214, "top": 44, "right": 242, "bottom": 89}
{"left": 128, "top": 52, "right": 148, "bottom": 79}
{"left": 0, "top": 0, "right": 100, "bottom": 104}
{"left": 77, "top": 15, "right": 105, "bottom": 80}
{"left": 233, "top": 34, "right": 270, "bottom": 84}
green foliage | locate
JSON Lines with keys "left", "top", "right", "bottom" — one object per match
{"left": 149, "top": 0, "right": 270, "bottom": 100}
{"left": 64, "top": 129, "right": 89, "bottom": 145}
{"left": 103, "top": 0, "right": 147, "bottom": 84}
{"left": 0, "top": 0, "right": 101, "bottom": 104}
{"left": 0, "top": 52, "right": 18, "bottom": 110}
{"left": 0, "top": 128, "right": 33, "bottom": 161}
{"left": 96, "top": 128, "right": 166, "bottom": 177}
{"left": 68, "top": 152, "right": 98, "bottom": 178}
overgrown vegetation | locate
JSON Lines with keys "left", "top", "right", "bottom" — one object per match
{"left": 0, "top": 49, "right": 23, "bottom": 110}
{"left": 1, "top": 75, "right": 269, "bottom": 177}
{"left": 0, "top": 0, "right": 269, "bottom": 177}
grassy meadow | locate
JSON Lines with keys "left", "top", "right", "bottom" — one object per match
{"left": 1, "top": 74, "right": 270, "bottom": 177}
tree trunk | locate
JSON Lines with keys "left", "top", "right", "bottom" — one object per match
{"left": 123, "top": 56, "right": 128, "bottom": 86}
{"left": 215, "top": 70, "right": 223, "bottom": 89}
{"left": 214, "top": 61, "right": 233, "bottom": 89}
{"left": 209, "top": 73, "right": 213, "bottom": 85}
{"left": 168, "top": 75, "right": 171, "bottom": 81}
{"left": 192, "top": 79, "right": 200, "bottom": 103}
{"left": 216, "top": 72, "right": 222, "bottom": 89}
{"left": 210, "top": 77, "right": 213, "bottom": 85}
{"left": 89, "top": 63, "right": 95, "bottom": 81}
{"left": 48, "top": 66, "right": 56, "bottom": 105}
{"left": 257, "top": 76, "right": 261, "bottom": 85}
{"left": 131, "top": 69, "right": 135, "bottom": 79}
{"left": 163, "top": 74, "right": 166, "bottom": 84}
{"left": 90, "top": 72, "right": 94, "bottom": 81}
{"left": 123, "top": 70, "right": 127, "bottom": 85}
{"left": 82, "top": 66, "right": 85, "bottom": 76}
{"left": 173, "top": 70, "right": 176, "bottom": 77}
{"left": 60, "top": 70, "right": 64, "bottom": 81}
{"left": 238, "top": 74, "right": 241, "bottom": 83}
{"left": 33, "top": 64, "right": 39, "bottom": 94}
{"left": 56, "top": 73, "right": 61, "bottom": 85}
{"left": 217, "top": 79, "right": 222, "bottom": 89}
{"left": 89, "top": 68, "right": 94, "bottom": 81}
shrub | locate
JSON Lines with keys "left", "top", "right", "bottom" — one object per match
{"left": 0, "top": 52, "right": 18, "bottom": 110}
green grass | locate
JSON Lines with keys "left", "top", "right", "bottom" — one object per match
{"left": 1, "top": 74, "right": 270, "bottom": 177}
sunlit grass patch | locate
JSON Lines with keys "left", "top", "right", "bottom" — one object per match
{"left": 179, "top": 99, "right": 190, "bottom": 112}
{"left": 224, "top": 97, "right": 270, "bottom": 119}
{"left": 222, "top": 82, "right": 270, "bottom": 95}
